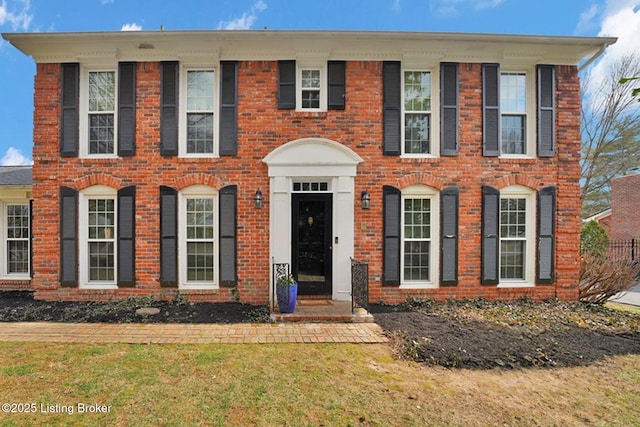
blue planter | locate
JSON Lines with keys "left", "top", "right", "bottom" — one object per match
{"left": 277, "top": 282, "right": 297, "bottom": 313}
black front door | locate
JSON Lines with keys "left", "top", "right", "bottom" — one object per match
{"left": 292, "top": 193, "right": 332, "bottom": 295}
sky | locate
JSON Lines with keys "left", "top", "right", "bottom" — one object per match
{"left": 0, "top": 0, "right": 639, "bottom": 165}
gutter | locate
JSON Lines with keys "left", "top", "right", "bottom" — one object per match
{"left": 578, "top": 40, "right": 615, "bottom": 72}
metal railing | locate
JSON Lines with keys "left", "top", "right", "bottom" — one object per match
{"left": 272, "top": 262, "right": 291, "bottom": 312}
{"left": 609, "top": 239, "right": 639, "bottom": 262}
{"left": 351, "top": 258, "right": 369, "bottom": 314}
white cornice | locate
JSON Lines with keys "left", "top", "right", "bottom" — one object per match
{"left": 2, "top": 30, "right": 617, "bottom": 67}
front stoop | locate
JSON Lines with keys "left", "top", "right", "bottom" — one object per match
{"left": 270, "top": 300, "right": 374, "bottom": 323}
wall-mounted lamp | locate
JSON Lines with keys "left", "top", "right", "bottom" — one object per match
{"left": 361, "top": 190, "right": 371, "bottom": 210}
{"left": 254, "top": 190, "right": 263, "bottom": 209}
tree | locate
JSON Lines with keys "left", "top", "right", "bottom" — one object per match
{"left": 580, "top": 220, "right": 609, "bottom": 258}
{"left": 581, "top": 55, "right": 640, "bottom": 218}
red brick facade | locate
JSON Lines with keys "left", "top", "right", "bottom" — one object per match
{"left": 0, "top": 31, "right": 604, "bottom": 304}
{"left": 24, "top": 58, "right": 583, "bottom": 303}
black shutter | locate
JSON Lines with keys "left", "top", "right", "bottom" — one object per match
{"left": 440, "top": 62, "right": 459, "bottom": 156}
{"left": 383, "top": 62, "right": 401, "bottom": 155}
{"left": 60, "top": 187, "right": 78, "bottom": 287}
{"left": 220, "top": 61, "right": 238, "bottom": 156}
{"left": 29, "top": 199, "right": 33, "bottom": 278}
{"left": 383, "top": 186, "right": 401, "bottom": 286}
{"left": 278, "top": 60, "right": 296, "bottom": 109}
{"left": 60, "top": 63, "right": 79, "bottom": 157}
{"left": 219, "top": 185, "right": 237, "bottom": 287}
{"left": 118, "top": 62, "right": 136, "bottom": 156}
{"left": 440, "top": 186, "right": 459, "bottom": 285}
{"left": 117, "top": 186, "right": 136, "bottom": 287}
{"left": 328, "top": 61, "right": 346, "bottom": 110}
{"left": 537, "top": 186, "right": 556, "bottom": 284}
{"left": 537, "top": 65, "right": 556, "bottom": 157}
{"left": 481, "top": 186, "right": 500, "bottom": 285}
{"left": 482, "top": 63, "right": 500, "bottom": 157}
{"left": 160, "top": 61, "right": 179, "bottom": 156}
{"left": 160, "top": 186, "right": 178, "bottom": 287}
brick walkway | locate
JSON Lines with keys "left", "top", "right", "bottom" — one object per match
{"left": 0, "top": 322, "right": 388, "bottom": 344}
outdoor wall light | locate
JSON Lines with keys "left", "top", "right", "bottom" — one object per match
{"left": 254, "top": 190, "right": 263, "bottom": 209}
{"left": 361, "top": 190, "right": 371, "bottom": 210}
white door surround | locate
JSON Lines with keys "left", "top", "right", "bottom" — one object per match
{"left": 263, "top": 138, "right": 363, "bottom": 301}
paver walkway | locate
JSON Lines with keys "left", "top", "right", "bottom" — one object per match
{"left": 0, "top": 322, "right": 388, "bottom": 344}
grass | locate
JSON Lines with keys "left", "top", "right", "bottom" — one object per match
{"left": 0, "top": 343, "right": 639, "bottom": 426}
{"left": 606, "top": 301, "right": 640, "bottom": 316}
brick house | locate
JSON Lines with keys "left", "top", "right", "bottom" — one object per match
{"left": 2, "top": 30, "right": 614, "bottom": 304}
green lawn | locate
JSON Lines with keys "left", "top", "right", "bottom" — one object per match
{"left": 0, "top": 343, "right": 639, "bottom": 426}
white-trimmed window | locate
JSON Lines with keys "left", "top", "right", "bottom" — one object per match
{"left": 179, "top": 185, "right": 218, "bottom": 289}
{"left": 500, "top": 71, "right": 535, "bottom": 156}
{"left": 180, "top": 67, "right": 216, "bottom": 157}
{"left": 1, "top": 203, "right": 30, "bottom": 278}
{"left": 79, "top": 186, "right": 117, "bottom": 288}
{"left": 403, "top": 70, "right": 433, "bottom": 156}
{"left": 297, "top": 65, "right": 326, "bottom": 111}
{"left": 80, "top": 68, "right": 117, "bottom": 157}
{"left": 401, "top": 185, "right": 439, "bottom": 288}
{"left": 499, "top": 185, "right": 535, "bottom": 286}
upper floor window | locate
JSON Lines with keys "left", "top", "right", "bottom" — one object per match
{"left": 278, "top": 61, "right": 345, "bottom": 112}
{"left": 403, "top": 70, "right": 432, "bottom": 155}
{"left": 500, "top": 72, "right": 527, "bottom": 155}
{"left": 183, "top": 69, "right": 215, "bottom": 156}
{"left": 79, "top": 68, "right": 118, "bottom": 157}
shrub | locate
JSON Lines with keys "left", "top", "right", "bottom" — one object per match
{"left": 580, "top": 220, "right": 610, "bottom": 258}
{"left": 579, "top": 255, "right": 640, "bottom": 304}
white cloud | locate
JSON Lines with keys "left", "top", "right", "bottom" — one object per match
{"left": 576, "top": 4, "right": 600, "bottom": 34}
{"left": 217, "top": 0, "right": 267, "bottom": 30}
{"left": 0, "top": 0, "right": 33, "bottom": 31}
{"left": 121, "top": 22, "right": 142, "bottom": 31}
{"left": 0, "top": 147, "right": 32, "bottom": 166}
{"left": 99, "top": 0, "right": 114, "bottom": 4}
{"left": 430, "top": 0, "right": 503, "bottom": 17}
{"left": 584, "top": 0, "right": 640, "bottom": 92}
{"left": 392, "top": 0, "right": 401, "bottom": 14}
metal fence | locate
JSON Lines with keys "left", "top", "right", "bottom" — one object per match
{"left": 608, "top": 239, "right": 639, "bottom": 262}
{"left": 350, "top": 258, "right": 369, "bottom": 314}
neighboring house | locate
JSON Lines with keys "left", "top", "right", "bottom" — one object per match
{"left": 2, "top": 30, "right": 614, "bottom": 303}
{"left": 610, "top": 173, "right": 640, "bottom": 241}
{"left": 584, "top": 173, "right": 640, "bottom": 241}
{"left": 0, "top": 166, "right": 32, "bottom": 290}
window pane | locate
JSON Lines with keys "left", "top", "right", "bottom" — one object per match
{"left": 404, "top": 113, "right": 430, "bottom": 154}
{"left": 7, "top": 241, "right": 29, "bottom": 274}
{"left": 404, "top": 71, "right": 431, "bottom": 111}
{"left": 7, "top": 205, "right": 29, "bottom": 239}
{"left": 301, "top": 70, "right": 320, "bottom": 88}
{"left": 89, "top": 114, "right": 115, "bottom": 154}
{"left": 88, "top": 199, "right": 115, "bottom": 240}
{"left": 500, "top": 240, "right": 525, "bottom": 279}
{"left": 500, "top": 73, "right": 526, "bottom": 112}
{"left": 404, "top": 241, "right": 430, "bottom": 281}
{"left": 187, "top": 113, "right": 214, "bottom": 154}
{"left": 89, "top": 71, "right": 115, "bottom": 112}
{"left": 89, "top": 241, "right": 115, "bottom": 281}
{"left": 301, "top": 90, "right": 320, "bottom": 109}
{"left": 501, "top": 115, "right": 525, "bottom": 154}
{"left": 187, "top": 242, "right": 214, "bottom": 281}
{"left": 187, "top": 70, "right": 214, "bottom": 111}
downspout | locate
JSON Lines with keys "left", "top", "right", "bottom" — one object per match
{"left": 578, "top": 42, "right": 614, "bottom": 73}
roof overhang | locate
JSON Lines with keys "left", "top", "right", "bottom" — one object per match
{"left": 2, "top": 30, "right": 616, "bottom": 66}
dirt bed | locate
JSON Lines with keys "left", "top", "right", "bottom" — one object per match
{"left": 369, "top": 298, "right": 640, "bottom": 369}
